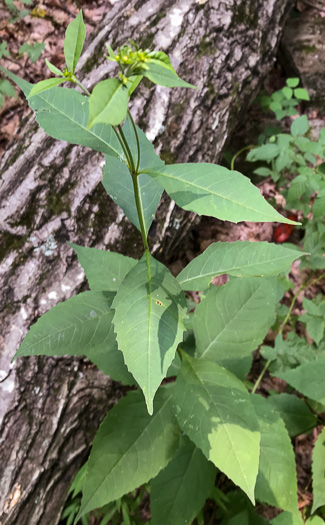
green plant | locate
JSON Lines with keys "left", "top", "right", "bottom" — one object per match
{"left": 2, "top": 12, "right": 324, "bottom": 525}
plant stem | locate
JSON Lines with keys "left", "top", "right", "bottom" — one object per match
{"left": 131, "top": 172, "right": 149, "bottom": 250}
{"left": 230, "top": 145, "right": 255, "bottom": 171}
{"left": 251, "top": 271, "right": 325, "bottom": 393}
{"left": 113, "top": 127, "right": 132, "bottom": 168}
{"left": 128, "top": 109, "right": 141, "bottom": 173}
{"left": 118, "top": 124, "right": 136, "bottom": 174}
{"left": 74, "top": 78, "right": 91, "bottom": 97}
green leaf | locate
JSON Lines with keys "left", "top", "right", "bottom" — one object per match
{"left": 64, "top": 10, "right": 86, "bottom": 73}
{"left": 144, "top": 61, "right": 196, "bottom": 89}
{"left": 13, "top": 290, "right": 134, "bottom": 384}
{"left": 294, "top": 88, "right": 310, "bottom": 101}
{"left": 0, "top": 41, "right": 10, "bottom": 59}
{"left": 306, "top": 518, "right": 325, "bottom": 525}
{"left": 19, "top": 42, "right": 45, "bottom": 63}
{"left": 112, "top": 254, "right": 187, "bottom": 414}
{"left": 150, "top": 435, "right": 216, "bottom": 525}
{"left": 275, "top": 355, "right": 325, "bottom": 404}
{"left": 177, "top": 241, "right": 306, "bottom": 291}
{"left": 102, "top": 116, "right": 164, "bottom": 234}
{"left": 87, "top": 79, "right": 129, "bottom": 128}
{"left": 251, "top": 395, "right": 299, "bottom": 513}
{"left": 78, "top": 387, "right": 181, "bottom": 518}
{"left": 193, "top": 277, "right": 276, "bottom": 378}
{"left": 282, "top": 86, "right": 293, "bottom": 100}
{"left": 0, "top": 68, "right": 121, "bottom": 155}
{"left": 144, "top": 164, "right": 298, "bottom": 224}
{"left": 286, "top": 78, "right": 300, "bottom": 88}
{"left": 247, "top": 144, "right": 280, "bottom": 161}
{"left": 45, "top": 58, "right": 63, "bottom": 76}
{"left": 127, "top": 74, "right": 142, "bottom": 95}
{"left": 103, "top": 156, "right": 163, "bottom": 234}
{"left": 0, "top": 78, "right": 16, "bottom": 98}
{"left": 312, "top": 426, "right": 325, "bottom": 512}
{"left": 271, "top": 511, "right": 304, "bottom": 525}
{"left": 173, "top": 354, "right": 260, "bottom": 503}
{"left": 28, "top": 77, "right": 66, "bottom": 98}
{"left": 268, "top": 393, "right": 317, "bottom": 437}
{"left": 291, "top": 115, "right": 309, "bottom": 136}
{"left": 68, "top": 243, "right": 137, "bottom": 291}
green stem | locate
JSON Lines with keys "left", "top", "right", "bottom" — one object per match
{"left": 113, "top": 127, "right": 132, "bottom": 168}
{"left": 251, "top": 271, "right": 325, "bottom": 393}
{"left": 74, "top": 78, "right": 91, "bottom": 97}
{"left": 131, "top": 172, "right": 149, "bottom": 250}
{"left": 128, "top": 109, "right": 141, "bottom": 173}
{"left": 230, "top": 145, "right": 255, "bottom": 171}
{"left": 118, "top": 124, "right": 136, "bottom": 174}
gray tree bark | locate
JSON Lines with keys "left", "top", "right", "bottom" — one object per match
{"left": 0, "top": 0, "right": 293, "bottom": 523}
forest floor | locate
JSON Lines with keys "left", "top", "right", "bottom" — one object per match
{"left": 1, "top": 1, "right": 325, "bottom": 524}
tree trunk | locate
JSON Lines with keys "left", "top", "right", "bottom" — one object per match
{"left": 0, "top": 0, "right": 293, "bottom": 523}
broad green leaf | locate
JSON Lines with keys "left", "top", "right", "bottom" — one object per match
{"left": 291, "top": 115, "right": 309, "bottom": 137}
{"left": 312, "top": 427, "right": 325, "bottom": 512}
{"left": 251, "top": 395, "right": 299, "bottom": 513}
{"left": 102, "top": 118, "right": 164, "bottom": 234}
{"left": 193, "top": 277, "right": 276, "bottom": 378}
{"left": 28, "top": 77, "right": 65, "bottom": 98}
{"left": 150, "top": 435, "right": 216, "bottom": 525}
{"left": 13, "top": 290, "right": 134, "bottom": 384}
{"left": 286, "top": 78, "right": 300, "bottom": 88}
{"left": 64, "top": 10, "right": 86, "bottom": 73}
{"left": 68, "top": 243, "right": 137, "bottom": 292}
{"left": 177, "top": 241, "right": 306, "bottom": 290}
{"left": 275, "top": 356, "right": 325, "bottom": 404}
{"left": 173, "top": 354, "right": 260, "bottom": 503}
{"left": 268, "top": 393, "right": 317, "bottom": 437}
{"left": 112, "top": 254, "right": 187, "bottom": 414}
{"left": 220, "top": 492, "right": 269, "bottom": 525}
{"left": 45, "top": 58, "right": 63, "bottom": 76}
{"left": 247, "top": 144, "right": 280, "bottom": 162}
{"left": 127, "top": 74, "right": 142, "bottom": 95}
{"left": 271, "top": 511, "right": 304, "bottom": 525}
{"left": 294, "top": 88, "right": 310, "bottom": 101}
{"left": 282, "top": 86, "right": 293, "bottom": 100}
{"left": 87, "top": 79, "right": 128, "bottom": 128}
{"left": 0, "top": 68, "right": 121, "bottom": 155}
{"left": 144, "top": 164, "right": 298, "bottom": 224}
{"left": 144, "top": 62, "right": 196, "bottom": 89}
{"left": 78, "top": 387, "right": 181, "bottom": 518}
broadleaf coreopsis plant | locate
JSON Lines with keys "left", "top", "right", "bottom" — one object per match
{"left": 2, "top": 11, "right": 313, "bottom": 524}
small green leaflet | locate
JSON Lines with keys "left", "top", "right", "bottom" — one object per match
{"left": 64, "top": 10, "right": 86, "bottom": 73}
{"left": 28, "top": 77, "right": 66, "bottom": 98}
{"left": 144, "top": 58, "right": 196, "bottom": 89}
{"left": 0, "top": 68, "right": 121, "bottom": 156}
{"left": 68, "top": 243, "right": 137, "bottom": 292}
{"left": 177, "top": 241, "right": 306, "bottom": 290}
{"left": 77, "top": 387, "right": 181, "bottom": 518}
{"left": 173, "top": 353, "right": 260, "bottom": 503}
{"left": 144, "top": 163, "right": 299, "bottom": 224}
{"left": 112, "top": 254, "right": 187, "bottom": 414}
{"left": 46, "top": 58, "right": 63, "bottom": 76}
{"left": 193, "top": 277, "right": 276, "bottom": 378}
{"left": 13, "top": 291, "right": 134, "bottom": 384}
{"left": 291, "top": 115, "right": 309, "bottom": 137}
{"left": 268, "top": 393, "right": 317, "bottom": 437}
{"left": 251, "top": 395, "right": 299, "bottom": 514}
{"left": 275, "top": 356, "right": 325, "bottom": 404}
{"left": 87, "top": 78, "right": 129, "bottom": 128}
{"left": 312, "top": 426, "right": 325, "bottom": 513}
{"left": 150, "top": 435, "right": 216, "bottom": 525}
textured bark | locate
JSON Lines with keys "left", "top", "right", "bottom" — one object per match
{"left": 0, "top": 0, "right": 293, "bottom": 523}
